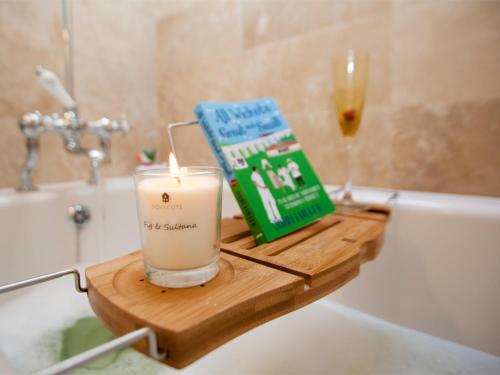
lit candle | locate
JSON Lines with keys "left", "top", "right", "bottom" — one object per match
{"left": 134, "top": 153, "right": 223, "bottom": 288}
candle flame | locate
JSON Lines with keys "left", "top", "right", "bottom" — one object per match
{"left": 169, "top": 152, "right": 180, "bottom": 175}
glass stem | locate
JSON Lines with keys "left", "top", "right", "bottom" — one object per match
{"left": 344, "top": 136, "right": 354, "bottom": 202}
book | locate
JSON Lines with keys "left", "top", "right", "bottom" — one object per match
{"left": 194, "top": 97, "right": 335, "bottom": 244}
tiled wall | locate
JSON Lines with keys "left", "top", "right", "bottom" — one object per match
{"left": 1, "top": 0, "right": 499, "bottom": 196}
{"left": 0, "top": 0, "right": 165, "bottom": 187}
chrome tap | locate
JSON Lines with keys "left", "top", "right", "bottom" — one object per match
{"left": 17, "top": 66, "right": 129, "bottom": 191}
{"left": 18, "top": 111, "right": 43, "bottom": 191}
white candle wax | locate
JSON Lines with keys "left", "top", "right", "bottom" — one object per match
{"left": 137, "top": 174, "right": 220, "bottom": 270}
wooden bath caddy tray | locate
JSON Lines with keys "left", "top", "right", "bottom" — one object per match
{"left": 85, "top": 207, "right": 390, "bottom": 368}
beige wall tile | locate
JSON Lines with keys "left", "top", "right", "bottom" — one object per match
{"left": 142, "top": 0, "right": 206, "bottom": 20}
{"left": 0, "top": 117, "right": 26, "bottom": 189}
{"left": 392, "top": 99, "right": 500, "bottom": 196}
{"left": 242, "top": 0, "right": 337, "bottom": 48}
{"left": 74, "top": 56, "right": 157, "bottom": 128}
{"left": 241, "top": 13, "right": 392, "bottom": 115}
{"left": 394, "top": 0, "right": 500, "bottom": 106}
{"left": 0, "top": 0, "right": 161, "bottom": 188}
{"left": 158, "top": 1, "right": 392, "bottom": 125}
{"left": 34, "top": 134, "right": 88, "bottom": 184}
{"left": 156, "top": 0, "right": 246, "bottom": 157}
{"left": 0, "top": 0, "right": 60, "bottom": 48}
{"left": 352, "top": 107, "right": 393, "bottom": 188}
{"left": 1, "top": 0, "right": 499, "bottom": 197}
{"left": 0, "top": 0, "right": 67, "bottom": 189}
{"left": 0, "top": 0, "right": 64, "bottom": 117}
{"left": 74, "top": 53, "right": 161, "bottom": 178}
{"left": 159, "top": 54, "right": 248, "bottom": 123}
{"left": 242, "top": 0, "right": 392, "bottom": 48}
{"left": 0, "top": 45, "right": 63, "bottom": 117}
{"left": 73, "top": 0, "right": 156, "bottom": 71}
{"left": 156, "top": 0, "right": 243, "bottom": 71}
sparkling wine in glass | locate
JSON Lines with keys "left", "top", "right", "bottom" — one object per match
{"left": 332, "top": 50, "right": 369, "bottom": 209}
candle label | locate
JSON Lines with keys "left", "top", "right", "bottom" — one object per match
{"left": 151, "top": 192, "right": 182, "bottom": 210}
{"left": 151, "top": 203, "right": 183, "bottom": 210}
{"left": 195, "top": 97, "right": 335, "bottom": 245}
{"left": 143, "top": 221, "right": 198, "bottom": 231}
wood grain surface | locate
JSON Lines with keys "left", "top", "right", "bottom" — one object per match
{"left": 85, "top": 209, "right": 389, "bottom": 368}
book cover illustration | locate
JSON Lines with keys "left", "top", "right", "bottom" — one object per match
{"left": 194, "top": 97, "right": 335, "bottom": 244}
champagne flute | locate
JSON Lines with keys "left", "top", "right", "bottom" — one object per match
{"left": 332, "top": 50, "right": 369, "bottom": 210}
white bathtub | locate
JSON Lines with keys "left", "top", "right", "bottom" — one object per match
{"left": 0, "top": 177, "right": 499, "bottom": 374}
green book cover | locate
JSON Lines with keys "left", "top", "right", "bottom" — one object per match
{"left": 194, "top": 97, "right": 335, "bottom": 244}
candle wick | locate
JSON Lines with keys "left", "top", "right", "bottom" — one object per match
{"left": 175, "top": 176, "right": 181, "bottom": 184}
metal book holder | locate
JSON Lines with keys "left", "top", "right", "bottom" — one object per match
{"left": 167, "top": 120, "right": 200, "bottom": 159}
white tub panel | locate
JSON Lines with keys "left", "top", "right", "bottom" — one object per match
{"left": 329, "top": 189, "right": 500, "bottom": 356}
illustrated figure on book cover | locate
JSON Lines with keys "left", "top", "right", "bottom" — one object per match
{"left": 277, "top": 164, "right": 296, "bottom": 191}
{"left": 251, "top": 166, "right": 282, "bottom": 224}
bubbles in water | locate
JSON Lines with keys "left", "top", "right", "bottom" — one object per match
{"left": 0, "top": 277, "right": 166, "bottom": 374}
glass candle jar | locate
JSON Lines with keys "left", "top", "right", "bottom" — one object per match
{"left": 134, "top": 167, "right": 223, "bottom": 288}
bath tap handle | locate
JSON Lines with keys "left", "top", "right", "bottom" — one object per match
{"left": 19, "top": 111, "right": 44, "bottom": 139}
{"left": 36, "top": 65, "right": 76, "bottom": 110}
{"left": 86, "top": 116, "right": 129, "bottom": 137}
{"left": 18, "top": 67, "right": 129, "bottom": 191}
{"left": 119, "top": 114, "right": 130, "bottom": 135}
